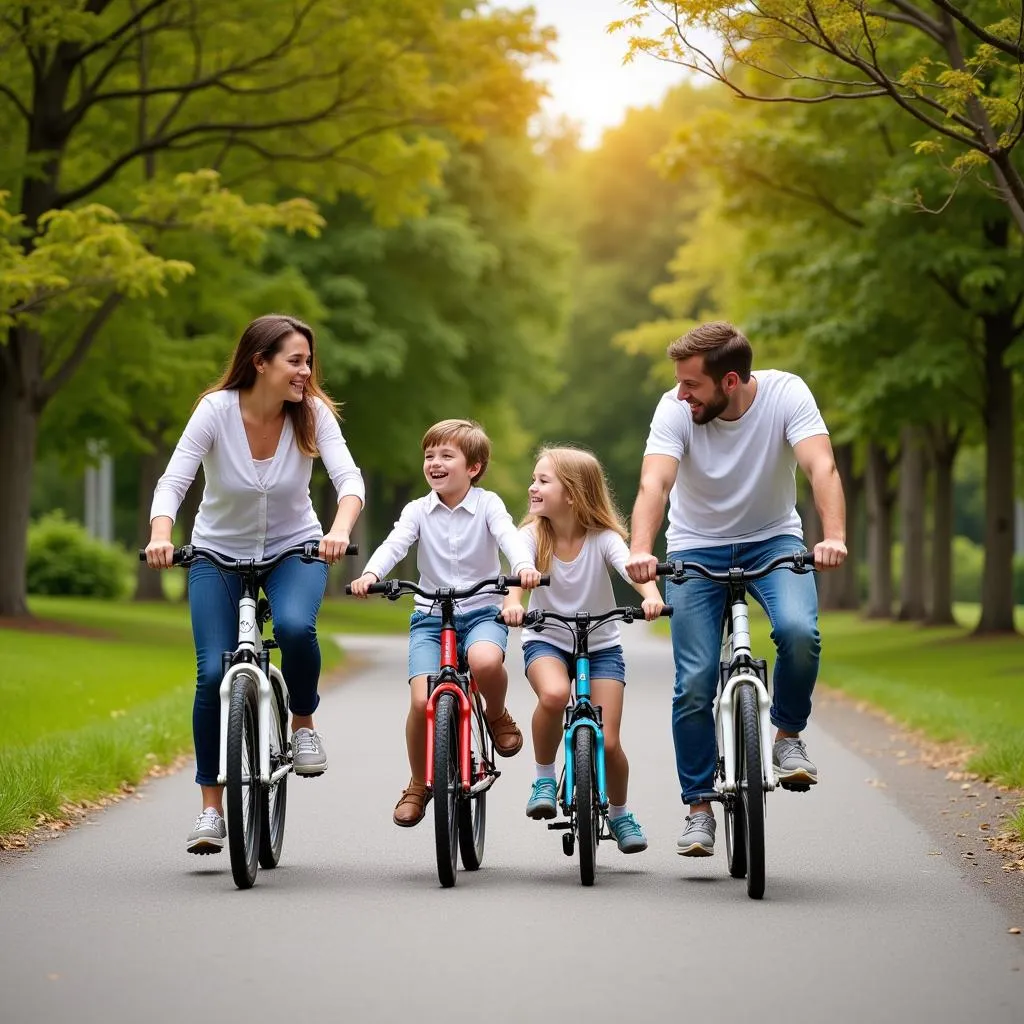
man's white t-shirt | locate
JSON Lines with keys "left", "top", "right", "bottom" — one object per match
{"left": 643, "top": 370, "right": 828, "bottom": 552}
{"left": 520, "top": 526, "right": 631, "bottom": 653}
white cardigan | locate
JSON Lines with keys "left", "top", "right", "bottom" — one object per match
{"left": 150, "top": 389, "right": 364, "bottom": 559}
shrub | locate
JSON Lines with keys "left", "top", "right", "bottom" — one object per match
{"left": 27, "top": 512, "right": 129, "bottom": 599}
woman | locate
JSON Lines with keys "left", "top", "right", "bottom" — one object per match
{"left": 145, "top": 314, "right": 364, "bottom": 854}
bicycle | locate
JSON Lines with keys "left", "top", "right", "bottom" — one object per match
{"left": 509, "top": 604, "right": 673, "bottom": 886}
{"left": 346, "top": 574, "right": 547, "bottom": 888}
{"left": 657, "top": 551, "right": 815, "bottom": 900}
{"left": 139, "top": 540, "right": 358, "bottom": 889}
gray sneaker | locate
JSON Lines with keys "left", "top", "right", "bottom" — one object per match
{"left": 773, "top": 736, "right": 818, "bottom": 790}
{"left": 292, "top": 727, "right": 328, "bottom": 776}
{"left": 186, "top": 807, "right": 226, "bottom": 855}
{"left": 677, "top": 811, "right": 716, "bottom": 857}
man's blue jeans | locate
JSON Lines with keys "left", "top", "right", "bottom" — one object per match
{"left": 665, "top": 534, "right": 820, "bottom": 805}
{"left": 188, "top": 555, "right": 329, "bottom": 786}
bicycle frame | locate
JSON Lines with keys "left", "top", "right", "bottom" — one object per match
{"left": 563, "top": 648, "right": 609, "bottom": 811}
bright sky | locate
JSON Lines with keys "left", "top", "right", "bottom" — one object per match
{"left": 528, "top": 0, "right": 686, "bottom": 147}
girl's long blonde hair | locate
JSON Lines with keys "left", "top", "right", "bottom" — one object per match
{"left": 521, "top": 446, "right": 627, "bottom": 573}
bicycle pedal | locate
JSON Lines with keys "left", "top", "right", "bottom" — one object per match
{"left": 547, "top": 821, "right": 571, "bottom": 830}
{"left": 295, "top": 770, "right": 326, "bottom": 779}
{"left": 781, "top": 782, "right": 812, "bottom": 793}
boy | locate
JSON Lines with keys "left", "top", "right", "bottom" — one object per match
{"left": 351, "top": 419, "right": 541, "bottom": 826}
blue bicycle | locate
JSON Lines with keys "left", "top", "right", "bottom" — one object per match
{"left": 514, "top": 604, "right": 673, "bottom": 886}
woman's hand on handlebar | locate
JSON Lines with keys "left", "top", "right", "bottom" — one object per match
{"left": 319, "top": 530, "right": 351, "bottom": 564}
{"left": 348, "top": 571, "right": 379, "bottom": 598}
{"left": 144, "top": 539, "right": 175, "bottom": 570}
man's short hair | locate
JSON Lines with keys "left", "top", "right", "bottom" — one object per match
{"left": 667, "top": 321, "right": 753, "bottom": 383}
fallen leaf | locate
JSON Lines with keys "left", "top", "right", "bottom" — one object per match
{"left": 1010, "top": 928, "right": 1021, "bottom": 935}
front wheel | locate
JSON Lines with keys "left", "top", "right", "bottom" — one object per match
{"left": 226, "top": 672, "right": 261, "bottom": 890}
{"left": 258, "top": 677, "right": 288, "bottom": 869}
{"left": 433, "top": 693, "right": 460, "bottom": 889}
{"left": 574, "top": 728, "right": 597, "bottom": 887}
{"left": 458, "top": 694, "right": 488, "bottom": 871}
{"left": 738, "top": 684, "right": 766, "bottom": 899}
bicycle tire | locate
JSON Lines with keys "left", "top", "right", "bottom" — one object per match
{"left": 575, "top": 728, "right": 597, "bottom": 887}
{"left": 457, "top": 694, "right": 488, "bottom": 871}
{"left": 724, "top": 688, "right": 747, "bottom": 879}
{"left": 738, "top": 683, "right": 766, "bottom": 899}
{"left": 433, "top": 692, "right": 460, "bottom": 888}
{"left": 258, "top": 676, "right": 288, "bottom": 869}
{"left": 227, "top": 672, "right": 261, "bottom": 890}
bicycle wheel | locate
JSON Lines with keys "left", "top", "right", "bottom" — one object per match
{"left": 258, "top": 676, "right": 288, "bottom": 869}
{"left": 738, "top": 683, "right": 766, "bottom": 899}
{"left": 226, "top": 671, "right": 261, "bottom": 890}
{"left": 457, "top": 694, "right": 488, "bottom": 871}
{"left": 724, "top": 688, "right": 747, "bottom": 880}
{"left": 433, "top": 692, "right": 460, "bottom": 888}
{"left": 574, "top": 728, "right": 597, "bottom": 887}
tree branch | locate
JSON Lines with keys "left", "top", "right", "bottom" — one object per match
{"left": 71, "top": 0, "right": 176, "bottom": 65}
{"left": 0, "top": 83, "right": 29, "bottom": 120}
{"left": 926, "top": 0, "right": 1024, "bottom": 61}
{"left": 38, "top": 293, "right": 123, "bottom": 403}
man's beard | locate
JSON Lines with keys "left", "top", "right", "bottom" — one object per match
{"left": 691, "top": 386, "right": 729, "bottom": 424}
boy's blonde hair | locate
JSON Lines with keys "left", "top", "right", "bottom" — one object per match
{"left": 521, "top": 446, "right": 627, "bottom": 573}
{"left": 421, "top": 419, "right": 491, "bottom": 483}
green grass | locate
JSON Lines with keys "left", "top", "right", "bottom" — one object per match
{"left": 318, "top": 594, "right": 412, "bottom": 634}
{"left": 0, "top": 597, "right": 346, "bottom": 837}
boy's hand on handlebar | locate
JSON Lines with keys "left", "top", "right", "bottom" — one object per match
{"left": 518, "top": 567, "right": 542, "bottom": 590}
{"left": 813, "top": 538, "right": 847, "bottom": 570}
{"left": 500, "top": 600, "right": 525, "bottom": 627}
{"left": 641, "top": 595, "right": 665, "bottom": 622}
{"left": 349, "top": 572, "right": 379, "bottom": 598}
{"left": 319, "top": 530, "right": 350, "bottom": 564}
{"left": 626, "top": 552, "right": 658, "bottom": 584}
{"left": 145, "top": 539, "right": 175, "bottom": 569}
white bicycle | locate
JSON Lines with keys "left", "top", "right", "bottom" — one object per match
{"left": 140, "top": 540, "right": 357, "bottom": 889}
{"left": 658, "top": 552, "right": 815, "bottom": 900}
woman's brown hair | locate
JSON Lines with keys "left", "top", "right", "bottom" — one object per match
{"left": 200, "top": 314, "right": 338, "bottom": 457}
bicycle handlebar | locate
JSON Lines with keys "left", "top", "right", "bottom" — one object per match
{"left": 345, "top": 575, "right": 551, "bottom": 601}
{"left": 517, "top": 605, "right": 674, "bottom": 630}
{"left": 139, "top": 541, "right": 358, "bottom": 573}
{"left": 655, "top": 551, "right": 814, "bottom": 584}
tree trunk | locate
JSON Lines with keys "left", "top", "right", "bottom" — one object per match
{"left": 976, "top": 310, "right": 1017, "bottom": 634}
{"left": 178, "top": 468, "right": 204, "bottom": 602}
{"left": 897, "top": 425, "right": 928, "bottom": 620}
{"left": 133, "top": 448, "right": 167, "bottom": 601}
{"left": 864, "top": 442, "right": 895, "bottom": 619}
{"left": 925, "top": 424, "right": 960, "bottom": 626}
{"left": 820, "top": 443, "right": 861, "bottom": 611}
{"left": 0, "top": 366, "right": 41, "bottom": 617}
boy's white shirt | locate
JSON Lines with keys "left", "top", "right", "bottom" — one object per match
{"left": 363, "top": 486, "right": 535, "bottom": 614}
{"left": 521, "top": 526, "right": 631, "bottom": 654}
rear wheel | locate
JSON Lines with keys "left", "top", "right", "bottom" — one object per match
{"left": 433, "top": 693, "right": 460, "bottom": 889}
{"left": 226, "top": 672, "right": 261, "bottom": 890}
{"left": 738, "top": 684, "right": 766, "bottom": 899}
{"left": 258, "top": 678, "right": 288, "bottom": 869}
{"left": 724, "top": 681, "right": 747, "bottom": 880}
{"left": 574, "top": 728, "right": 597, "bottom": 887}
{"left": 458, "top": 694, "right": 488, "bottom": 870}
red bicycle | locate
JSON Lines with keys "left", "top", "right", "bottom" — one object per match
{"left": 347, "top": 574, "right": 546, "bottom": 887}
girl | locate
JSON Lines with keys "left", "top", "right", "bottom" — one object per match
{"left": 501, "top": 447, "right": 664, "bottom": 854}
{"left": 145, "top": 314, "right": 364, "bottom": 854}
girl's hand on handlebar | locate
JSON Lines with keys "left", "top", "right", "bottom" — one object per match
{"left": 319, "top": 530, "right": 350, "bottom": 564}
{"left": 500, "top": 600, "right": 525, "bottom": 627}
{"left": 348, "top": 572, "right": 379, "bottom": 598}
{"left": 145, "top": 539, "right": 175, "bottom": 570}
{"left": 641, "top": 595, "right": 666, "bottom": 622}
{"left": 518, "top": 567, "right": 542, "bottom": 590}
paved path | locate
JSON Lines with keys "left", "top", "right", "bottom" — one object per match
{"left": 2, "top": 627, "right": 1022, "bottom": 1022}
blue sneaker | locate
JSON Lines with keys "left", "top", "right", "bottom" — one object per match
{"left": 608, "top": 812, "right": 648, "bottom": 854}
{"left": 526, "top": 778, "right": 557, "bottom": 819}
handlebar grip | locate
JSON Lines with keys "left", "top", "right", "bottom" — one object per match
{"left": 656, "top": 561, "right": 679, "bottom": 576}
{"left": 660, "top": 606, "right": 674, "bottom": 617}
{"left": 139, "top": 547, "right": 186, "bottom": 565}
{"left": 366, "top": 582, "right": 392, "bottom": 595}
{"left": 346, "top": 543, "right": 358, "bottom": 556}
{"left": 539, "top": 574, "right": 550, "bottom": 587}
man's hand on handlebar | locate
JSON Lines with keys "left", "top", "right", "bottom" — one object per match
{"left": 626, "top": 551, "right": 659, "bottom": 585}
{"left": 348, "top": 572, "right": 379, "bottom": 598}
{"left": 813, "top": 538, "right": 847, "bottom": 570}
{"left": 518, "top": 567, "right": 542, "bottom": 590}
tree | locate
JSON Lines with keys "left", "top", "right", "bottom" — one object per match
{"left": 0, "top": 0, "right": 553, "bottom": 615}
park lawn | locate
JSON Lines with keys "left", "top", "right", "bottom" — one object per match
{"left": 0, "top": 597, "right": 344, "bottom": 838}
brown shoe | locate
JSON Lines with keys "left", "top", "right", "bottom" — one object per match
{"left": 488, "top": 709, "right": 524, "bottom": 758}
{"left": 393, "top": 780, "right": 430, "bottom": 827}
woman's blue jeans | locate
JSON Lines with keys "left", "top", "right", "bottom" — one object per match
{"left": 188, "top": 555, "right": 329, "bottom": 786}
{"left": 665, "top": 534, "right": 820, "bottom": 805}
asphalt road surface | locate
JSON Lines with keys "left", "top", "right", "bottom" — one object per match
{"left": 2, "top": 626, "right": 1022, "bottom": 1023}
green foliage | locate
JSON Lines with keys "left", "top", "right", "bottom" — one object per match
{"left": 26, "top": 512, "right": 130, "bottom": 598}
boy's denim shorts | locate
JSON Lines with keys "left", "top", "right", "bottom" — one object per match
{"left": 408, "top": 604, "right": 507, "bottom": 680}
{"left": 522, "top": 640, "right": 626, "bottom": 684}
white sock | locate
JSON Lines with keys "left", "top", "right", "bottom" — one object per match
{"left": 535, "top": 762, "right": 556, "bottom": 781}
{"left": 608, "top": 803, "right": 628, "bottom": 820}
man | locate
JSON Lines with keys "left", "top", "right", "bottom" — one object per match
{"left": 626, "top": 321, "right": 846, "bottom": 857}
